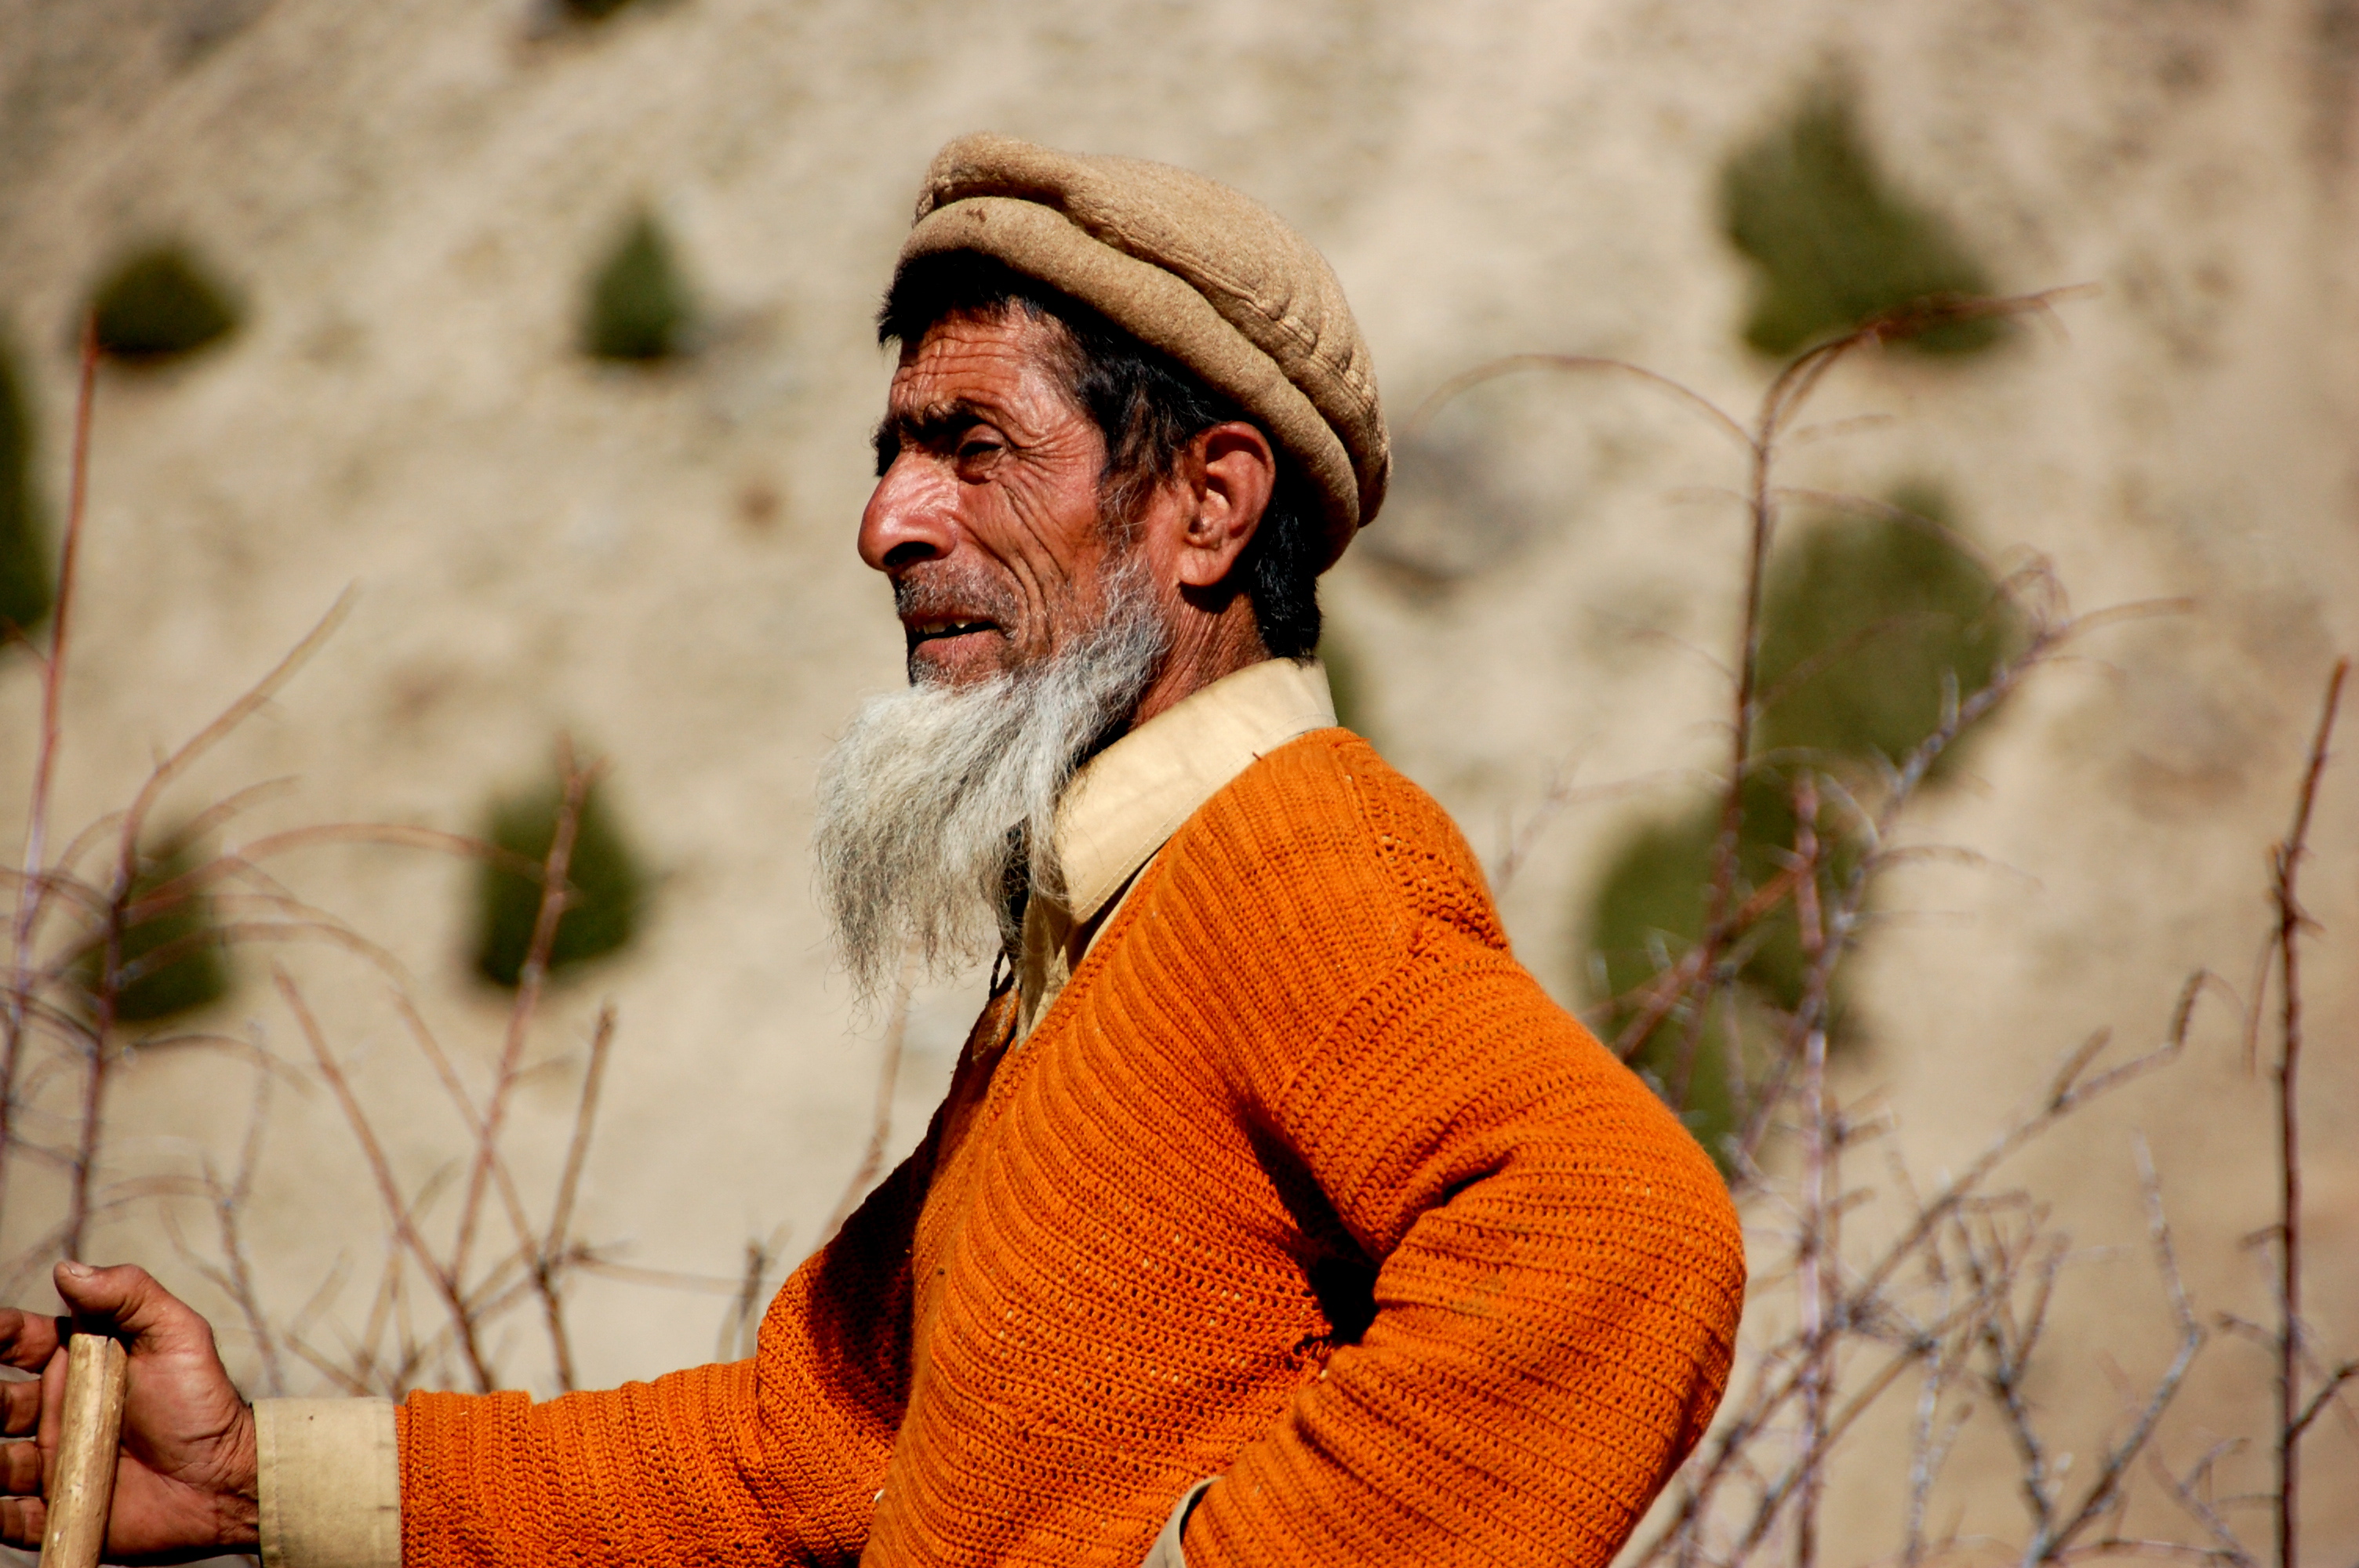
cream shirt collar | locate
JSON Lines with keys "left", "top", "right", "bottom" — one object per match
{"left": 1014, "top": 656, "right": 1336, "bottom": 1037}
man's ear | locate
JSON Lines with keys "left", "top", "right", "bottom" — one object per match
{"left": 1173, "top": 422, "right": 1277, "bottom": 589}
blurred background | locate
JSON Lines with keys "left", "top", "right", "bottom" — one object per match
{"left": 0, "top": 0, "right": 2354, "bottom": 1559}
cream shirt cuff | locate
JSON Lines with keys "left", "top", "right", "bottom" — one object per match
{"left": 254, "top": 1398, "right": 402, "bottom": 1568}
{"left": 1141, "top": 1478, "right": 1213, "bottom": 1568}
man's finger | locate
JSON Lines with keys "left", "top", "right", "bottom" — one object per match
{"left": 38, "top": 1349, "right": 63, "bottom": 1463}
{"left": 0, "top": 1438, "right": 38, "bottom": 1497}
{"left": 0, "top": 1377, "right": 37, "bottom": 1437}
{"left": 51, "top": 1263, "right": 207, "bottom": 1356}
{"left": 0, "top": 1308, "right": 64, "bottom": 1374}
{"left": 0, "top": 1491, "right": 45, "bottom": 1548}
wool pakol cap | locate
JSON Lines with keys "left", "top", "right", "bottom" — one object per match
{"left": 899, "top": 133, "right": 1389, "bottom": 567}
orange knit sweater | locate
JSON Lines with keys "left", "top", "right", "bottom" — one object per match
{"left": 398, "top": 731, "right": 1746, "bottom": 1566}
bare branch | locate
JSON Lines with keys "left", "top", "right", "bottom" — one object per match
{"left": 2018, "top": 1143, "right": 2204, "bottom": 1566}
{"left": 451, "top": 742, "right": 602, "bottom": 1287}
{"left": 536, "top": 1003, "right": 618, "bottom": 1392}
{"left": 2269, "top": 656, "right": 2345, "bottom": 1568}
{"left": 2, "top": 318, "right": 100, "bottom": 1221}
{"left": 275, "top": 967, "right": 496, "bottom": 1393}
{"left": 113, "top": 589, "right": 356, "bottom": 891}
{"left": 1405, "top": 353, "right": 1756, "bottom": 452}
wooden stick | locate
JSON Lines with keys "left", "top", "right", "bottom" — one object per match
{"left": 38, "top": 1334, "right": 126, "bottom": 1568}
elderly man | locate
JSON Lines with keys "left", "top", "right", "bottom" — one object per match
{"left": 0, "top": 136, "right": 1742, "bottom": 1567}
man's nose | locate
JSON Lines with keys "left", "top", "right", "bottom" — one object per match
{"left": 858, "top": 455, "right": 959, "bottom": 574}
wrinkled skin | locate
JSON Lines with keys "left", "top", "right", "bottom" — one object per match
{"left": 0, "top": 306, "right": 1281, "bottom": 1557}
{"left": 863, "top": 307, "right": 1276, "bottom": 719}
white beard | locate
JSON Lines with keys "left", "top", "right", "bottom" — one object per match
{"left": 812, "top": 562, "right": 1169, "bottom": 1004}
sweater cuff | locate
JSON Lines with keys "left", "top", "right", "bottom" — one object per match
{"left": 1141, "top": 1479, "right": 1214, "bottom": 1568}
{"left": 255, "top": 1398, "right": 402, "bottom": 1568}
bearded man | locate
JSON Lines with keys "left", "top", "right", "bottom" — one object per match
{"left": 0, "top": 135, "right": 1743, "bottom": 1568}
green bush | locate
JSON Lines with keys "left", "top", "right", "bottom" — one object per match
{"left": 583, "top": 213, "right": 693, "bottom": 362}
{"left": 1721, "top": 84, "right": 1999, "bottom": 358}
{"left": 1586, "top": 775, "right": 1836, "bottom": 1158}
{"left": 1754, "top": 485, "right": 2025, "bottom": 775}
{"left": 1582, "top": 487, "right": 2021, "bottom": 1161}
{"left": 89, "top": 244, "right": 240, "bottom": 363}
{"left": 562, "top": 0, "right": 643, "bottom": 17}
{"left": 0, "top": 334, "right": 51, "bottom": 638}
{"left": 472, "top": 775, "right": 647, "bottom": 988}
{"left": 1587, "top": 799, "right": 1750, "bottom": 1142}
{"left": 75, "top": 840, "right": 233, "bottom": 1024}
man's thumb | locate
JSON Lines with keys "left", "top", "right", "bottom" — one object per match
{"left": 51, "top": 1261, "right": 162, "bottom": 1340}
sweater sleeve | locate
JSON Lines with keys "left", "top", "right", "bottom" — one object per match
{"left": 395, "top": 1146, "right": 929, "bottom": 1568}
{"left": 1188, "top": 919, "right": 1747, "bottom": 1567}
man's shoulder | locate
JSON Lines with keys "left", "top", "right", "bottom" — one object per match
{"left": 1169, "top": 727, "right": 1507, "bottom": 947}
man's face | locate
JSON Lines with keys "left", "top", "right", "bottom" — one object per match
{"left": 861, "top": 310, "right": 1129, "bottom": 688}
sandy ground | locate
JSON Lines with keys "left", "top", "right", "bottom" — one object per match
{"left": 0, "top": 0, "right": 2353, "bottom": 1556}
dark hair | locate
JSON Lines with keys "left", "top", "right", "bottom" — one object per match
{"left": 878, "top": 251, "right": 1323, "bottom": 659}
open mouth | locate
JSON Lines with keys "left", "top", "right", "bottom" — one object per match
{"left": 907, "top": 619, "right": 1001, "bottom": 645}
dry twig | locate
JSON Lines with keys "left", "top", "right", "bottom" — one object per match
{"left": 2266, "top": 659, "right": 2346, "bottom": 1568}
{"left": 1, "top": 319, "right": 99, "bottom": 1225}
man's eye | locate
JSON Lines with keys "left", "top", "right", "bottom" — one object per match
{"left": 954, "top": 437, "right": 1005, "bottom": 475}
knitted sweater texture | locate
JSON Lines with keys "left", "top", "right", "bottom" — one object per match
{"left": 398, "top": 731, "right": 1747, "bottom": 1566}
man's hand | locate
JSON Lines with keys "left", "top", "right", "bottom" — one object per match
{"left": 0, "top": 1262, "right": 260, "bottom": 1562}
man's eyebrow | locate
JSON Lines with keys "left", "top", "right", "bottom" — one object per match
{"left": 875, "top": 399, "right": 998, "bottom": 449}
{"left": 871, "top": 399, "right": 1008, "bottom": 476}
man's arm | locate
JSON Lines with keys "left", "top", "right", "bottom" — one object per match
{"left": 396, "top": 1148, "right": 925, "bottom": 1568}
{"left": 1191, "top": 924, "right": 1747, "bottom": 1566}
{"left": 0, "top": 1136, "right": 932, "bottom": 1568}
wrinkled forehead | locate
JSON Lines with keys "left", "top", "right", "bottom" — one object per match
{"left": 881, "top": 309, "right": 1092, "bottom": 437}
{"left": 892, "top": 307, "right": 1068, "bottom": 388}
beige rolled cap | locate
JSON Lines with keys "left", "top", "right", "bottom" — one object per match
{"left": 898, "top": 133, "right": 1389, "bottom": 568}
